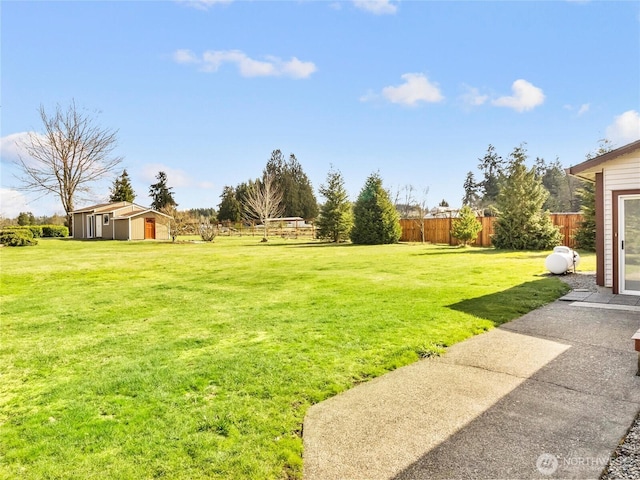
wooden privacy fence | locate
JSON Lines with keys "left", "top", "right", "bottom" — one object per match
{"left": 400, "top": 213, "right": 583, "bottom": 248}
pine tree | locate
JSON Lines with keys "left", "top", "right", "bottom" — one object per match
{"left": 451, "top": 205, "right": 482, "bottom": 246}
{"left": 462, "top": 171, "right": 481, "bottom": 207}
{"left": 149, "top": 171, "right": 177, "bottom": 210}
{"left": 492, "top": 145, "right": 561, "bottom": 250}
{"left": 350, "top": 172, "right": 401, "bottom": 245}
{"left": 574, "top": 183, "right": 596, "bottom": 251}
{"left": 217, "top": 186, "right": 242, "bottom": 222}
{"left": 263, "top": 150, "right": 318, "bottom": 219}
{"left": 17, "top": 212, "right": 35, "bottom": 226}
{"left": 109, "top": 169, "right": 136, "bottom": 203}
{"left": 316, "top": 167, "right": 353, "bottom": 242}
{"left": 478, "top": 144, "right": 505, "bottom": 215}
{"left": 573, "top": 139, "right": 613, "bottom": 251}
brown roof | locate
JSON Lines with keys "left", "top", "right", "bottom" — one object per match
{"left": 72, "top": 201, "right": 171, "bottom": 218}
{"left": 568, "top": 139, "right": 640, "bottom": 182}
{"left": 115, "top": 209, "right": 172, "bottom": 219}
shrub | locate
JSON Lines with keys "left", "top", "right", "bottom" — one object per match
{"left": 28, "top": 225, "right": 44, "bottom": 238}
{"left": 0, "top": 229, "right": 38, "bottom": 246}
{"left": 451, "top": 206, "right": 482, "bottom": 246}
{"left": 41, "top": 225, "right": 69, "bottom": 237}
{"left": 199, "top": 218, "right": 217, "bottom": 242}
{"left": 0, "top": 225, "right": 42, "bottom": 237}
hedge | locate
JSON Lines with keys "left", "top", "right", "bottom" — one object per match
{"left": 0, "top": 229, "right": 38, "bottom": 247}
{"left": 1, "top": 225, "right": 68, "bottom": 238}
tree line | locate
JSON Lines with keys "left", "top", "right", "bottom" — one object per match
{"left": 11, "top": 100, "right": 601, "bottom": 249}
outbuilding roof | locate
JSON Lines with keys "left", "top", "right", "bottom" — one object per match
{"left": 72, "top": 201, "right": 172, "bottom": 218}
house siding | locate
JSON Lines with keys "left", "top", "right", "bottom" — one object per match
{"left": 156, "top": 217, "right": 169, "bottom": 240}
{"left": 114, "top": 219, "right": 129, "bottom": 240}
{"left": 131, "top": 217, "right": 145, "bottom": 240}
{"left": 101, "top": 214, "right": 115, "bottom": 239}
{"left": 128, "top": 214, "right": 170, "bottom": 240}
{"left": 602, "top": 153, "right": 640, "bottom": 287}
{"left": 72, "top": 213, "right": 84, "bottom": 239}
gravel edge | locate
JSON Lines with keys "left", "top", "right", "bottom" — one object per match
{"left": 600, "top": 411, "right": 640, "bottom": 479}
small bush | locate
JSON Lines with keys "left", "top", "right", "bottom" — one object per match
{"left": 199, "top": 219, "right": 217, "bottom": 242}
{"left": 451, "top": 205, "right": 483, "bottom": 246}
{"left": 41, "top": 225, "right": 69, "bottom": 237}
{"left": 0, "top": 229, "right": 38, "bottom": 246}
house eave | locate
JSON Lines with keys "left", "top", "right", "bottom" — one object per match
{"left": 568, "top": 139, "right": 640, "bottom": 179}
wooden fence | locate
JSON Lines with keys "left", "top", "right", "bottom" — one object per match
{"left": 400, "top": 213, "right": 583, "bottom": 248}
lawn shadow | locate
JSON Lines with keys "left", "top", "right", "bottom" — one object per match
{"left": 447, "top": 278, "right": 566, "bottom": 326}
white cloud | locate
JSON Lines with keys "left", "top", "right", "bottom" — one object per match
{"left": 176, "top": 0, "right": 233, "bottom": 11}
{"left": 563, "top": 103, "right": 590, "bottom": 116}
{"left": 173, "top": 49, "right": 199, "bottom": 65}
{"left": 353, "top": 0, "right": 399, "bottom": 15}
{"left": 0, "top": 132, "right": 32, "bottom": 164}
{"left": 174, "top": 49, "right": 317, "bottom": 79}
{"left": 377, "top": 73, "right": 444, "bottom": 106}
{"left": 577, "top": 103, "right": 590, "bottom": 116}
{"left": 492, "top": 79, "right": 545, "bottom": 112}
{"left": 0, "top": 188, "right": 30, "bottom": 218}
{"left": 459, "top": 85, "right": 488, "bottom": 107}
{"left": 606, "top": 110, "right": 640, "bottom": 145}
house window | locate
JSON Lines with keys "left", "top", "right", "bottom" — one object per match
{"left": 103, "top": 215, "right": 110, "bottom": 225}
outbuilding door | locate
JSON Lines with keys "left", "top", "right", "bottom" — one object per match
{"left": 619, "top": 194, "right": 640, "bottom": 295}
{"left": 144, "top": 218, "right": 156, "bottom": 239}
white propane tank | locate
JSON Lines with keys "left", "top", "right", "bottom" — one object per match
{"left": 545, "top": 246, "right": 580, "bottom": 274}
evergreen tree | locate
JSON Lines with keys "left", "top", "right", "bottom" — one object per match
{"left": 316, "top": 167, "right": 353, "bottom": 242}
{"left": 189, "top": 208, "right": 217, "bottom": 221}
{"left": 451, "top": 205, "right": 483, "bottom": 246}
{"left": 217, "top": 186, "right": 242, "bottom": 222}
{"left": 535, "top": 157, "right": 579, "bottom": 212}
{"left": 478, "top": 144, "right": 505, "bottom": 215}
{"left": 462, "top": 171, "right": 481, "bottom": 208}
{"left": 439, "top": 199, "right": 450, "bottom": 208}
{"left": 492, "top": 145, "right": 561, "bottom": 250}
{"left": 350, "top": 172, "right": 401, "bottom": 245}
{"left": 109, "top": 169, "right": 136, "bottom": 203}
{"left": 149, "top": 171, "right": 177, "bottom": 210}
{"left": 574, "top": 139, "right": 613, "bottom": 251}
{"left": 263, "top": 150, "right": 318, "bottom": 219}
{"left": 17, "top": 212, "right": 35, "bottom": 226}
{"left": 574, "top": 183, "right": 596, "bottom": 251}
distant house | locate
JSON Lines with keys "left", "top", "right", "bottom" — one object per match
{"left": 71, "top": 202, "right": 172, "bottom": 241}
{"left": 264, "top": 217, "right": 310, "bottom": 228}
{"left": 568, "top": 139, "right": 640, "bottom": 295}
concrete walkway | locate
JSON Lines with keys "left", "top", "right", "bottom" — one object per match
{"left": 303, "top": 300, "right": 640, "bottom": 479}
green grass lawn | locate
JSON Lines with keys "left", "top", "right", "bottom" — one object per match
{"left": 0, "top": 238, "right": 593, "bottom": 479}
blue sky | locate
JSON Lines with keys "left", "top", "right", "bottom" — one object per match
{"left": 1, "top": 0, "right": 639, "bottom": 217}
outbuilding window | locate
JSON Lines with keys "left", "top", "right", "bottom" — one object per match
{"left": 103, "top": 215, "right": 109, "bottom": 225}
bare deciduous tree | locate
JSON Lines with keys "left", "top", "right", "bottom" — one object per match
{"left": 160, "top": 207, "right": 193, "bottom": 242}
{"left": 395, "top": 184, "right": 429, "bottom": 243}
{"left": 16, "top": 101, "right": 122, "bottom": 234}
{"left": 242, "top": 174, "right": 284, "bottom": 242}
